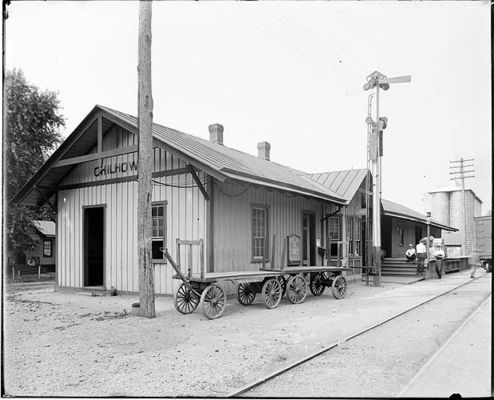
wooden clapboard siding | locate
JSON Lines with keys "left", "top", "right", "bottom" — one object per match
{"left": 212, "top": 180, "right": 333, "bottom": 272}
{"left": 57, "top": 139, "right": 208, "bottom": 294}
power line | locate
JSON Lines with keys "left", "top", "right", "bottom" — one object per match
{"left": 449, "top": 157, "right": 475, "bottom": 255}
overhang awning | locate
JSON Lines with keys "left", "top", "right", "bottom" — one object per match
{"left": 381, "top": 198, "right": 458, "bottom": 232}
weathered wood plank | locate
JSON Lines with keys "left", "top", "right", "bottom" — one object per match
{"left": 53, "top": 145, "right": 138, "bottom": 168}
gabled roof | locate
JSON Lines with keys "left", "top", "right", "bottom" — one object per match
{"left": 33, "top": 220, "right": 56, "bottom": 237}
{"left": 11, "top": 104, "right": 459, "bottom": 234}
{"left": 99, "top": 106, "right": 344, "bottom": 202}
{"left": 381, "top": 198, "right": 457, "bottom": 231}
{"left": 13, "top": 105, "right": 345, "bottom": 207}
{"left": 304, "top": 169, "right": 369, "bottom": 204}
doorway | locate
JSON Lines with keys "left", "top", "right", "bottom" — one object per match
{"left": 302, "top": 213, "right": 316, "bottom": 266}
{"left": 84, "top": 206, "right": 105, "bottom": 287}
{"left": 415, "top": 225, "right": 423, "bottom": 246}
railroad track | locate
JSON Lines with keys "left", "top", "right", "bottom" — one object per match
{"left": 397, "top": 293, "right": 491, "bottom": 397}
{"left": 228, "top": 273, "right": 490, "bottom": 398}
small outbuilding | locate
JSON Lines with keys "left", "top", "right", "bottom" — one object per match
{"left": 27, "top": 220, "right": 57, "bottom": 271}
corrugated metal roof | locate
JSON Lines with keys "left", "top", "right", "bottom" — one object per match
{"left": 33, "top": 220, "right": 56, "bottom": 237}
{"left": 14, "top": 105, "right": 345, "bottom": 206}
{"left": 98, "top": 105, "right": 344, "bottom": 203}
{"left": 14, "top": 104, "right": 460, "bottom": 231}
{"left": 381, "top": 198, "right": 457, "bottom": 231}
{"left": 304, "top": 169, "right": 369, "bottom": 203}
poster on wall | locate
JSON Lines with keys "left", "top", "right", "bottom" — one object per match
{"left": 287, "top": 234, "right": 301, "bottom": 266}
{"left": 445, "top": 245, "right": 461, "bottom": 258}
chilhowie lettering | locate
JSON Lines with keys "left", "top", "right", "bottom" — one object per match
{"left": 94, "top": 160, "right": 138, "bottom": 177}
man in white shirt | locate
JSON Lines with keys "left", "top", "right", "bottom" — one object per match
{"left": 416, "top": 240, "right": 427, "bottom": 275}
{"left": 432, "top": 245, "right": 445, "bottom": 278}
{"left": 405, "top": 244, "right": 416, "bottom": 263}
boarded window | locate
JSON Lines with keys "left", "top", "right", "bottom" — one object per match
{"left": 43, "top": 239, "right": 52, "bottom": 257}
{"left": 152, "top": 203, "right": 166, "bottom": 261}
{"left": 252, "top": 206, "right": 268, "bottom": 261}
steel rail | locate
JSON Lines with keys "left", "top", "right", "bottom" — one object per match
{"left": 396, "top": 293, "right": 491, "bottom": 397}
{"left": 227, "top": 274, "right": 489, "bottom": 398}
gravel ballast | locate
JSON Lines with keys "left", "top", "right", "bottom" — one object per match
{"left": 2, "top": 270, "right": 488, "bottom": 397}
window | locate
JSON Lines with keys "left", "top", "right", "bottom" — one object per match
{"left": 43, "top": 240, "right": 52, "bottom": 257}
{"left": 252, "top": 206, "right": 268, "bottom": 261}
{"left": 355, "top": 218, "right": 361, "bottom": 256}
{"left": 152, "top": 203, "right": 166, "bottom": 261}
{"left": 327, "top": 216, "right": 340, "bottom": 257}
{"left": 398, "top": 225, "right": 404, "bottom": 247}
{"left": 346, "top": 217, "right": 354, "bottom": 255}
{"left": 360, "top": 192, "right": 367, "bottom": 209}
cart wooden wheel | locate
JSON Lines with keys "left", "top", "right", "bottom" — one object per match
{"left": 286, "top": 275, "right": 308, "bottom": 304}
{"left": 277, "top": 275, "right": 287, "bottom": 297}
{"left": 237, "top": 282, "right": 256, "bottom": 306}
{"left": 173, "top": 283, "right": 200, "bottom": 314}
{"left": 331, "top": 275, "right": 347, "bottom": 299}
{"left": 200, "top": 284, "right": 227, "bottom": 319}
{"left": 309, "top": 272, "right": 326, "bottom": 296}
{"left": 262, "top": 278, "right": 283, "bottom": 309}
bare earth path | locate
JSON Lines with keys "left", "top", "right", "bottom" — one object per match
{"left": 2, "top": 270, "right": 490, "bottom": 397}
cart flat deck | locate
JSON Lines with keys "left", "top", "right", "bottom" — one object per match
{"left": 187, "top": 266, "right": 350, "bottom": 283}
{"left": 261, "top": 266, "right": 351, "bottom": 274}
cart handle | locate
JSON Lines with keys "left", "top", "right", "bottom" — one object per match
{"left": 162, "top": 248, "right": 201, "bottom": 297}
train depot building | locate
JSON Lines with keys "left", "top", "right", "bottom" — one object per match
{"left": 14, "top": 105, "right": 455, "bottom": 295}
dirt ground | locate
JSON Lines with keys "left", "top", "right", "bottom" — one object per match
{"left": 2, "top": 271, "right": 487, "bottom": 397}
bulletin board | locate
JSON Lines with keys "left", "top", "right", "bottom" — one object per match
{"left": 287, "top": 234, "right": 301, "bottom": 266}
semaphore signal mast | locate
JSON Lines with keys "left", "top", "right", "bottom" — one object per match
{"left": 363, "top": 71, "right": 411, "bottom": 286}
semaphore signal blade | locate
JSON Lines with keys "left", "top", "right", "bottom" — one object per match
{"left": 379, "top": 75, "right": 411, "bottom": 84}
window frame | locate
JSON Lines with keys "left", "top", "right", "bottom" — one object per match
{"left": 346, "top": 217, "right": 354, "bottom": 255}
{"left": 43, "top": 239, "right": 52, "bottom": 257}
{"left": 151, "top": 201, "right": 167, "bottom": 263}
{"left": 354, "top": 218, "right": 362, "bottom": 256}
{"left": 360, "top": 191, "right": 367, "bottom": 209}
{"left": 326, "top": 215, "right": 341, "bottom": 259}
{"left": 251, "top": 204, "right": 269, "bottom": 263}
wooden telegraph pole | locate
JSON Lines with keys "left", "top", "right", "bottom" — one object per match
{"left": 449, "top": 157, "right": 475, "bottom": 255}
{"left": 137, "top": 0, "right": 155, "bottom": 318}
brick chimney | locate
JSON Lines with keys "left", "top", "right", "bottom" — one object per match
{"left": 257, "top": 141, "right": 271, "bottom": 161}
{"left": 209, "top": 123, "right": 224, "bottom": 145}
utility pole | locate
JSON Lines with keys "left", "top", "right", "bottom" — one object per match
{"left": 137, "top": 0, "right": 155, "bottom": 318}
{"left": 364, "top": 71, "right": 411, "bottom": 286}
{"left": 449, "top": 157, "right": 475, "bottom": 256}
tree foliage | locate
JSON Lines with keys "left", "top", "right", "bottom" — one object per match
{"left": 5, "top": 69, "right": 65, "bottom": 262}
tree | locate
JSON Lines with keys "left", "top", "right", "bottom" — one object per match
{"left": 5, "top": 69, "right": 65, "bottom": 263}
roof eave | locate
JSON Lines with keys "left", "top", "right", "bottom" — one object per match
{"left": 222, "top": 170, "right": 346, "bottom": 205}
{"left": 383, "top": 211, "right": 458, "bottom": 231}
{"left": 12, "top": 105, "right": 107, "bottom": 206}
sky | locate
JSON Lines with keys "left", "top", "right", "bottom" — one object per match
{"left": 4, "top": 1, "right": 492, "bottom": 216}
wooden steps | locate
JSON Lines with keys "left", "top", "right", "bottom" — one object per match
{"left": 381, "top": 258, "right": 418, "bottom": 276}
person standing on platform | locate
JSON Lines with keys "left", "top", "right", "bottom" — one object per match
{"left": 416, "top": 239, "right": 427, "bottom": 275}
{"left": 470, "top": 249, "right": 481, "bottom": 278}
{"left": 432, "top": 244, "right": 445, "bottom": 278}
{"left": 405, "top": 244, "right": 416, "bottom": 263}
